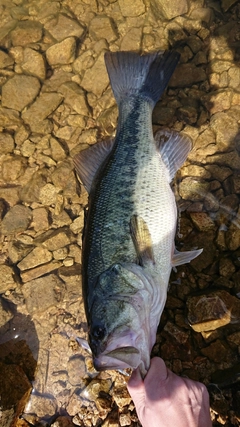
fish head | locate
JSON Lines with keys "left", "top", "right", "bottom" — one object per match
{"left": 88, "top": 263, "right": 160, "bottom": 376}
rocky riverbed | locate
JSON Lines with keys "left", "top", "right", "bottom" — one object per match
{"left": 0, "top": 0, "right": 240, "bottom": 426}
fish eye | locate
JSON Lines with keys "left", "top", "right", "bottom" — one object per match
{"left": 91, "top": 325, "right": 106, "bottom": 340}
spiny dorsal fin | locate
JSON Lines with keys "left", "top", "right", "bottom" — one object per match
{"left": 73, "top": 138, "right": 115, "bottom": 193}
{"left": 155, "top": 129, "right": 192, "bottom": 182}
{"left": 130, "top": 215, "right": 155, "bottom": 266}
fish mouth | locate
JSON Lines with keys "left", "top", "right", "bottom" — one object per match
{"left": 93, "top": 346, "right": 141, "bottom": 371}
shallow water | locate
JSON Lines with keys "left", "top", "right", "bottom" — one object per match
{"left": 0, "top": 0, "right": 240, "bottom": 426}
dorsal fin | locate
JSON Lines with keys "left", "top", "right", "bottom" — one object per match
{"left": 73, "top": 138, "right": 115, "bottom": 193}
{"left": 154, "top": 129, "right": 192, "bottom": 182}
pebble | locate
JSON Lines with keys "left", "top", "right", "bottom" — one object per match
{"left": 1, "top": 205, "right": 32, "bottom": 235}
{"left": 21, "top": 47, "right": 46, "bottom": 80}
{"left": 151, "top": 0, "right": 188, "bottom": 19}
{"left": 81, "top": 51, "right": 109, "bottom": 97}
{"left": 10, "top": 20, "right": 43, "bottom": 46}
{"left": 44, "top": 13, "right": 85, "bottom": 42}
{"left": 17, "top": 247, "right": 52, "bottom": 271}
{"left": 46, "top": 37, "right": 76, "bottom": 66}
{"left": 2, "top": 74, "right": 40, "bottom": 112}
{"left": 22, "top": 92, "right": 63, "bottom": 127}
{"left": 0, "top": 264, "right": 18, "bottom": 293}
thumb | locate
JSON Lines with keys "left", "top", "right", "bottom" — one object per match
{"left": 127, "top": 367, "right": 146, "bottom": 407}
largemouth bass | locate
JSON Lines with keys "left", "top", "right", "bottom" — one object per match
{"left": 74, "top": 50, "right": 202, "bottom": 376}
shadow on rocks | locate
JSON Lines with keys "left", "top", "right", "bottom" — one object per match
{"left": 0, "top": 297, "right": 39, "bottom": 427}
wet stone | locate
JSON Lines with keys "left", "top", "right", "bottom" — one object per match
{"left": 17, "top": 247, "right": 52, "bottom": 271}
{"left": 170, "top": 63, "right": 206, "bottom": 87}
{"left": 39, "top": 183, "right": 59, "bottom": 206}
{"left": 189, "top": 212, "right": 215, "bottom": 231}
{"left": 150, "top": 0, "right": 188, "bottom": 19}
{"left": 187, "top": 290, "right": 240, "bottom": 332}
{"left": 89, "top": 15, "right": 117, "bottom": 42}
{"left": 67, "top": 355, "right": 86, "bottom": 386}
{"left": 24, "top": 393, "right": 57, "bottom": 418}
{"left": 201, "top": 339, "right": 232, "bottom": 363}
{"left": 10, "top": 20, "right": 43, "bottom": 46}
{"left": 0, "top": 361, "right": 32, "bottom": 409}
{"left": 22, "top": 92, "right": 63, "bottom": 127}
{"left": 118, "top": 0, "right": 145, "bottom": 16}
{"left": 2, "top": 74, "right": 40, "bottom": 112}
{"left": 210, "top": 111, "right": 238, "bottom": 151}
{"left": 35, "top": 228, "right": 72, "bottom": 251}
{"left": 0, "top": 264, "right": 17, "bottom": 293}
{"left": 20, "top": 260, "right": 62, "bottom": 283}
{"left": 226, "top": 222, "right": 240, "bottom": 251}
{"left": 81, "top": 51, "right": 109, "bottom": 97}
{"left": 1, "top": 205, "right": 32, "bottom": 236}
{"left": 0, "top": 132, "right": 15, "bottom": 154}
{"left": 44, "top": 13, "right": 85, "bottom": 42}
{"left": 58, "top": 81, "right": 89, "bottom": 116}
{"left": 21, "top": 47, "right": 46, "bottom": 80}
{"left": 46, "top": 37, "right": 76, "bottom": 66}
{"left": 120, "top": 27, "right": 142, "bottom": 51}
{"left": 0, "top": 50, "right": 14, "bottom": 68}
{"left": 21, "top": 273, "right": 64, "bottom": 314}
{"left": 179, "top": 177, "right": 209, "bottom": 201}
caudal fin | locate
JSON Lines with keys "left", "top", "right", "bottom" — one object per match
{"left": 104, "top": 50, "right": 180, "bottom": 106}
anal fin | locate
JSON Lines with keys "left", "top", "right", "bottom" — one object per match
{"left": 73, "top": 138, "right": 115, "bottom": 193}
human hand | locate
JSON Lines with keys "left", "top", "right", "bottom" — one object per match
{"left": 127, "top": 357, "right": 212, "bottom": 427}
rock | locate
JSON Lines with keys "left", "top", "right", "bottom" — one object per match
{"left": 11, "top": 20, "right": 43, "bottom": 46}
{"left": 67, "top": 355, "right": 86, "bottom": 386}
{"left": 164, "top": 321, "right": 190, "bottom": 344}
{"left": 82, "top": 379, "right": 112, "bottom": 402}
{"left": 118, "top": 0, "right": 145, "bottom": 16}
{"left": 226, "top": 222, "right": 240, "bottom": 251}
{"left": 51, "top": 416, "right": 76, "bottom": 427}
{"left": 189, "top": 212, "right": 215, "bottom": 231}
{"left": 2, "top": 75, "right": 40, "bottom": 112}
{"left": 112, "top": 386, "right": 132, "bottom": 408}
{"left": 24, "top": 393, "right": 57, "bottom": 418}
{"left": 201, "top": 339, "right": 232, "bottom": 363}
{"left": 0, "top": 265, "right": 17, "bottom": 293}
{"left": 17, "top": 247, "right": 52, "bottom": 271}
{"left": 44, "top": 14, "right": 84, "bottom": 42}
{"left": 0, "top": 297, "right": 14, "bottom": 325}
{"left": 119, "top": 413, "right": 131, "bottom": 426}
{"left": 179, "top": 177, "right": 209, "bottom": 201}
{"left": 187, "top": 290, "right": 240, "bottom": 332}
{"left": 51, "top": 161, "right": 75, "bottom": 191}
{"left": 58, "top": 264, "right": 82, "bottom": 302}
{"left": 21, "top": 47, "right": 46, "bottom": 80}
{"left": 0, "top": 50, "right": 14, "bottom": 68}
{"left": 0, "top": 360, "right": 32, "bottom": 410}
{"left": 89, "top": 15, "right": 117, "bottom": 42}
{"left": 120, "top": 27, "right": 142, "bottom": 51}
{"left": 50, "top": 137, "right": 66, "bottom": 162}
{"left": 170, "top": 64, "right": 206, "bottom": 87}
{"left": 0, "top": 133, "right": 15, "bottom": 154}
{"left": 219, "top": 258, "right": 236, "bottom": 278}
{"left": 210, "top": 111, "right": 238, "bottom": 151}
{"left": 151, "top": 0, "right": 188, "bottom": 19}
{"left": 20, "top": 170, "right": 48, "bottom": 203}
{"left": 35, "top": 228, "right": 72, "bottom": 251}
{"left": 221, "top": 0, "right": 238, "bottom": 12}
{"left": 58, "top": 81, "right": 89, "bottom": 115}
{"left": 0, "top": 107, "right": 21, "bottom": 129}
{"left": 21, "top": 273, "right": 64, "bottom": 314}
{"left": 81, "top": 51, "right": 109, "bottom": 97}
{"left": 1, "top": 205, "right": 32, "bottom": 236}
{"left": 46, "top": 37, "right": 76, "bottom": 66}
{"left": 180, "top": 165, "right": 211, "bottom": 179}
{"left": 20, "top": 261, "right": 62, "bottom": 283}
{"left": 22, "top": 92, "right": 63, "bottom": 127}
{"left": 69, "top": 213, "right": 84, "bottom": 235}
{"left": 1, "top": 155, "right": 27, "bottom": 183}
{"left": 39, "top": 183, "right": 59, "bottom": 206}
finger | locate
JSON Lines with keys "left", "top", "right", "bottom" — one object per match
{"left": 127, "top": 367, "right": 146, "bottom": 407}
{"left": 145, "top": 357, "right": 168, "bottom": 389}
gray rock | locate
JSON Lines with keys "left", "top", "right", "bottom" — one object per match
{"left": 22, "top": 92, "right": 63, "bottom": 126}
{"left": 120, "top": 27, "right": 142, "bottom": 51}
{"left": 20, "top": 169, "right": 48, "bottom": 203}
{"left": 89, "top": 15, "right": 117, "bottom": 42}
{"left": 81, "top": 51, "right": 109, "bottom": 97}
{"left": 2, "top": 74, "right": 40, "bottom": 112}
{"left": 21, "top": 47, "right": 46, "bottom": 80}
{"left": 21, "top": 273, "right": 64, "bottom": 314}
{"left": 46, "top": 37, "right": 76, "bottom": 66}
{"left": 1, "top": 205, "right": 32, "bottom": 235}
{"left": 0, "top": 50, "right": 14, "bottom": 68}
{"left": 17, "top": 247, "right": 52, "bottom": 271}
{"left": 0, "top": 264, "right": 18, "bottom": 293}
{"left": 44, "top": 14, "right": 84, "bottom": 42}
{"left": 151, "top": 0, "right": 188, "bottom": 20}
{"left": 0, "top": 133, "right": 15, "bottom": 154}
{"left": 118, "top": 0, "right": 145, "bottom": 16}
{"left": 170, "top": 63, "right": 206, "bottom": 87}
{"left": 10, "top": 20, "right": 43, "bottom": 46}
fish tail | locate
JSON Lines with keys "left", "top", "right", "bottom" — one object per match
{"left": 104, "top": 50, "right": 180, "bottom": 106}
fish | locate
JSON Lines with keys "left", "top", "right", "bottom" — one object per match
{"left": 74, "top": 50, "right": 202, "bottom": 376}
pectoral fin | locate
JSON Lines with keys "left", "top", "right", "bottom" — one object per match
{"left": 130, "top": 215, "right": 155, "bottom": 266}
{"left": 73, "top": 138, "right": 115, "bottom": 193}
{"left": 172, "top": 247, "right": 203, "bottom": 267}
{"left": 155, "top": 129, "right": 192, "bottom": 182}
